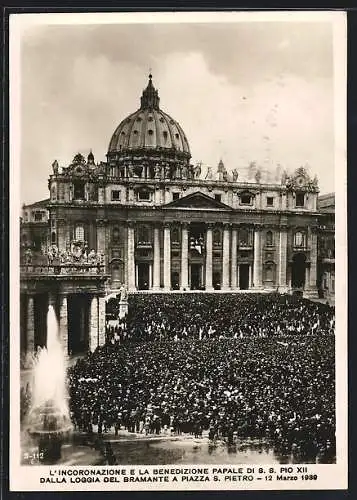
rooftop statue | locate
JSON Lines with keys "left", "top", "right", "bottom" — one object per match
{"left": 281, "top": 169, "right": 288, "bottom": 185}
{"left": 52, "top": 160, "right": 59, "bottom": 175}
{"left": 194, "top": 162, "right": 202, "bottom": 179}
{"left": 205, "top": 166, "right": 213, "bottom": 180}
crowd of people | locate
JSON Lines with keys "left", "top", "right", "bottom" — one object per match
{"left": 22, "top": 244, "right": 105, "bottom": 267}
{"left": 69, "top": 293, "right": 335, "bottom": 461}
{"left": 105, "top": 292, "right": 335, "bottom": 345}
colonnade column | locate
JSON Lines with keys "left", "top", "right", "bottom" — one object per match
{"left": 153, "top": 225, "right": 161, "bottom": 289}
{"left": 278, "top": 226, "right": 288, "bottom": 291}
{"left": 98, "top": 296, "right": 106, "bottom": 346}
{"left": 59, "top": 295, "right": 68, "bottom": 358}
{"left": 253, "top": 226, "right": 262, "bottom": 289}
{"left": 222, "top": 224, "right": 230, "bottom": 290}
{"left": 230, "top": 225, "right": 238, "bottom": 289}
{"left": 89, "top": 295, "right": 99, "bottom": 352}
{"left": 180, "top": 223, "right": 189, "bottom": 290}
{"left": 163, "top": 223, "right": 171, "bottom": 290}
{"left": 26, "top": 295, "right": 35, "bottom": 353}
{"left": 205, "top": 224, "right": 213, "bottom": 291}
{"left": 127, "top": 222, "right": 136, "bottom": 291}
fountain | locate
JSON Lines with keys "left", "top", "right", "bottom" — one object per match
{"left": 25, "top": 305, "right": 72, "bottom": 464}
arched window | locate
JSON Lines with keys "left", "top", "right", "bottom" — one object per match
{"left": 294, "top": 231, "right": 306, "bottom": 247}
{"left": 266, "top": 230, "right": 273, "bottom": 246}
{"left": 75, "top": 225, "right": 85, "bottom": 242}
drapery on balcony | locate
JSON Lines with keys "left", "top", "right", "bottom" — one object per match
{"left": 136, "top": 240, "right": 153, "bottom": 249}
{"left": 20, "top": 263, "right": 106, "bottom": 276}
{"left": 238, "top": 241, "right": 253, "bottom": 250}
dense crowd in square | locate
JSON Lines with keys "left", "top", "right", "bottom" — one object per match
{"left": 67, "top": 293, "right": 335, "bottom": 461}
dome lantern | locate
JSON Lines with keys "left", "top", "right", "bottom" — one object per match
{"left": 140, "top": 74, "right": 160, "bottom": 110}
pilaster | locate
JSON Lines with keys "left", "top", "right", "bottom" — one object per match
{"left": 278, "top": 226, "right": 288, "bottom": 291}
{"left": 253, "top": 226, "right": 262, "bottom": 288}
{"left": 98, "top": 296, "right": 106, "bottom": 346}
{"left": 127, "top": 222, "right": 136, "bottom": 291}
{"left": 26, "top": 295, "right": 35, "bottom": 353}
{"left": 59, "top": 295, "right": 68, "bottom": 359}
{"left": 89, "top": 295, "right": 98, "bottom": 352}
{"left": 57, "top": 218, "right": 66, "bottom": 252}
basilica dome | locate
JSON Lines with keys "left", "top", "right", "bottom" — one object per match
{"left": 107, "top": 75, "right": 191, "bottom": 160}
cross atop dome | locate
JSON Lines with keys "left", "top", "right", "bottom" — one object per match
{"left": 140, "top": 73, "right": 160, "bottom": 110}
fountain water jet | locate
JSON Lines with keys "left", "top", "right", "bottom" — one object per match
{"left": 25, "top": 304, "right": 72, "bottom": 463}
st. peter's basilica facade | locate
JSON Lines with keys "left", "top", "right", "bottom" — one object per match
{"left": 20, "top": 75, "right": 335, "bottom": 355}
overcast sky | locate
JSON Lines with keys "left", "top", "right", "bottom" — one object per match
{"left": 19, "top": 17, "right": 337, "bottom": 204}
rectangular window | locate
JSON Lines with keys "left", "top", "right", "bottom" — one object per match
{"left": 295, "top": 192, "right": 305, "bottom": 207}
{"left": 34, "top": 211, "right": 43, "bottom": 221}
{"left": 75, "top": 225, "right": 85, "bottom": 242}
{"left": 240, "top": 194, "right": 252, "bottom": 205}
{"left": 266, "top": 196, "right": 274, "bottom": 207}
{"left": 111, "top": 190, "right": 120, "bottom": 201}
{"left": 138, "top": 190, "right": 151, "bottom": 201}
{"left": 173, "top": 192, "right": 180, "bottom": 201}
{"left": 73, "top": 181, "right": 85, "bottom": 200}
{"left": 214, "top": 194, "right": 222, "bottom": 202}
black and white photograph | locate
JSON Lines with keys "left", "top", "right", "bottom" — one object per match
{"left": 9, "top": 11, "right": 347, "bottom": 491}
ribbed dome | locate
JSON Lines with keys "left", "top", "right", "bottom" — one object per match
{"left": 108, "top": 75, "right": 191, "bottom": 157}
